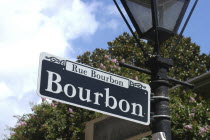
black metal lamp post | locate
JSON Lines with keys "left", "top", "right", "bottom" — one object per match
{"left": 113, "top": 0, "right": 198, "bottom": 139}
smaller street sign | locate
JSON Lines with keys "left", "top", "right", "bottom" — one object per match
{"left": 37, "top": 52, "right": 151, "bottom": 125}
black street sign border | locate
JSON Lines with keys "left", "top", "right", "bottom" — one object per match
{"left": 37, "top": 52, "right": 151, "bottom": 125}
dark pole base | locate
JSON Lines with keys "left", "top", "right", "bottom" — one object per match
{"left": 150, "top": 82, "right": 171, "bottom": 140}
{"left": 149, "top": 56, "right": 173, "bottom": 140}
{"left": 153, "top": 119, "right": 171, "bottom": 139}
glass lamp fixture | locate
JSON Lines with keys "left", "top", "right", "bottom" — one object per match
{"left": 121, "top": 0, "right": 190, "bottom": 43}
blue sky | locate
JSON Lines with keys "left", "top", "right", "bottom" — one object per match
{"left": 0, "top": 0, "right": 209, "bottom": 138}
{"left": 71, "top": 0, "right": 210, "bottom": 57}
{"left": 184, "top": 0, "right": 210, "bottom": 54}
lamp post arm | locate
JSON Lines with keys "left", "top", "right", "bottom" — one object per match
{"left": 119, "top": 62, "right": 194, "bottom": 89}
{"left": 168, "top": 77, "right": 194, "bottom": 89}
{"left": 119, "top": 62, "right": 152, "bottom": 75}
{"left": 113, "top": 0, "right": 149, "bottom": 61}
{"left": 170, "top": 0, "right": 198, "bottom": 59}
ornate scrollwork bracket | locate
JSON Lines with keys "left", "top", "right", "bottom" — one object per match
{"left": 45, "top": 56, "right": 66, "bottom": 66}
{"left": 129, "top": 80, "right": 146, "bottom": 90}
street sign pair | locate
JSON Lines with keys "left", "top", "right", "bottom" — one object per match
{"left": 37, "top": 52, "right": 150, "bottom": 125}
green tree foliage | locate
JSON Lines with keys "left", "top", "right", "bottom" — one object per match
{"left": 6, "top": 33, "right": 210, "bottom": 139}
{"left": 7, "top": 101, "right": 101, "bottom": 140}
{"left": 170, "top": 88, "right": 210, "bottom": 139}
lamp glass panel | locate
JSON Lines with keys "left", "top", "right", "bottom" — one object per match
{"left": 157, "top": 0, "right": 186, "bottom": 32}
{"left": 125, "top": 0, "right": 152, "bottom": 33}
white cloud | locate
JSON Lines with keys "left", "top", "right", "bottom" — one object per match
{"left": 104, "top": 19, "right": 120, "bottom": 30}
{"left": 104, "top": 4, "right": 120, "bottom": 16}
{"left": 0, "top": 0, "right": 99, "bottom": 138}
{"left": 0, "top": 82, "right": 13, "bottom": 100}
